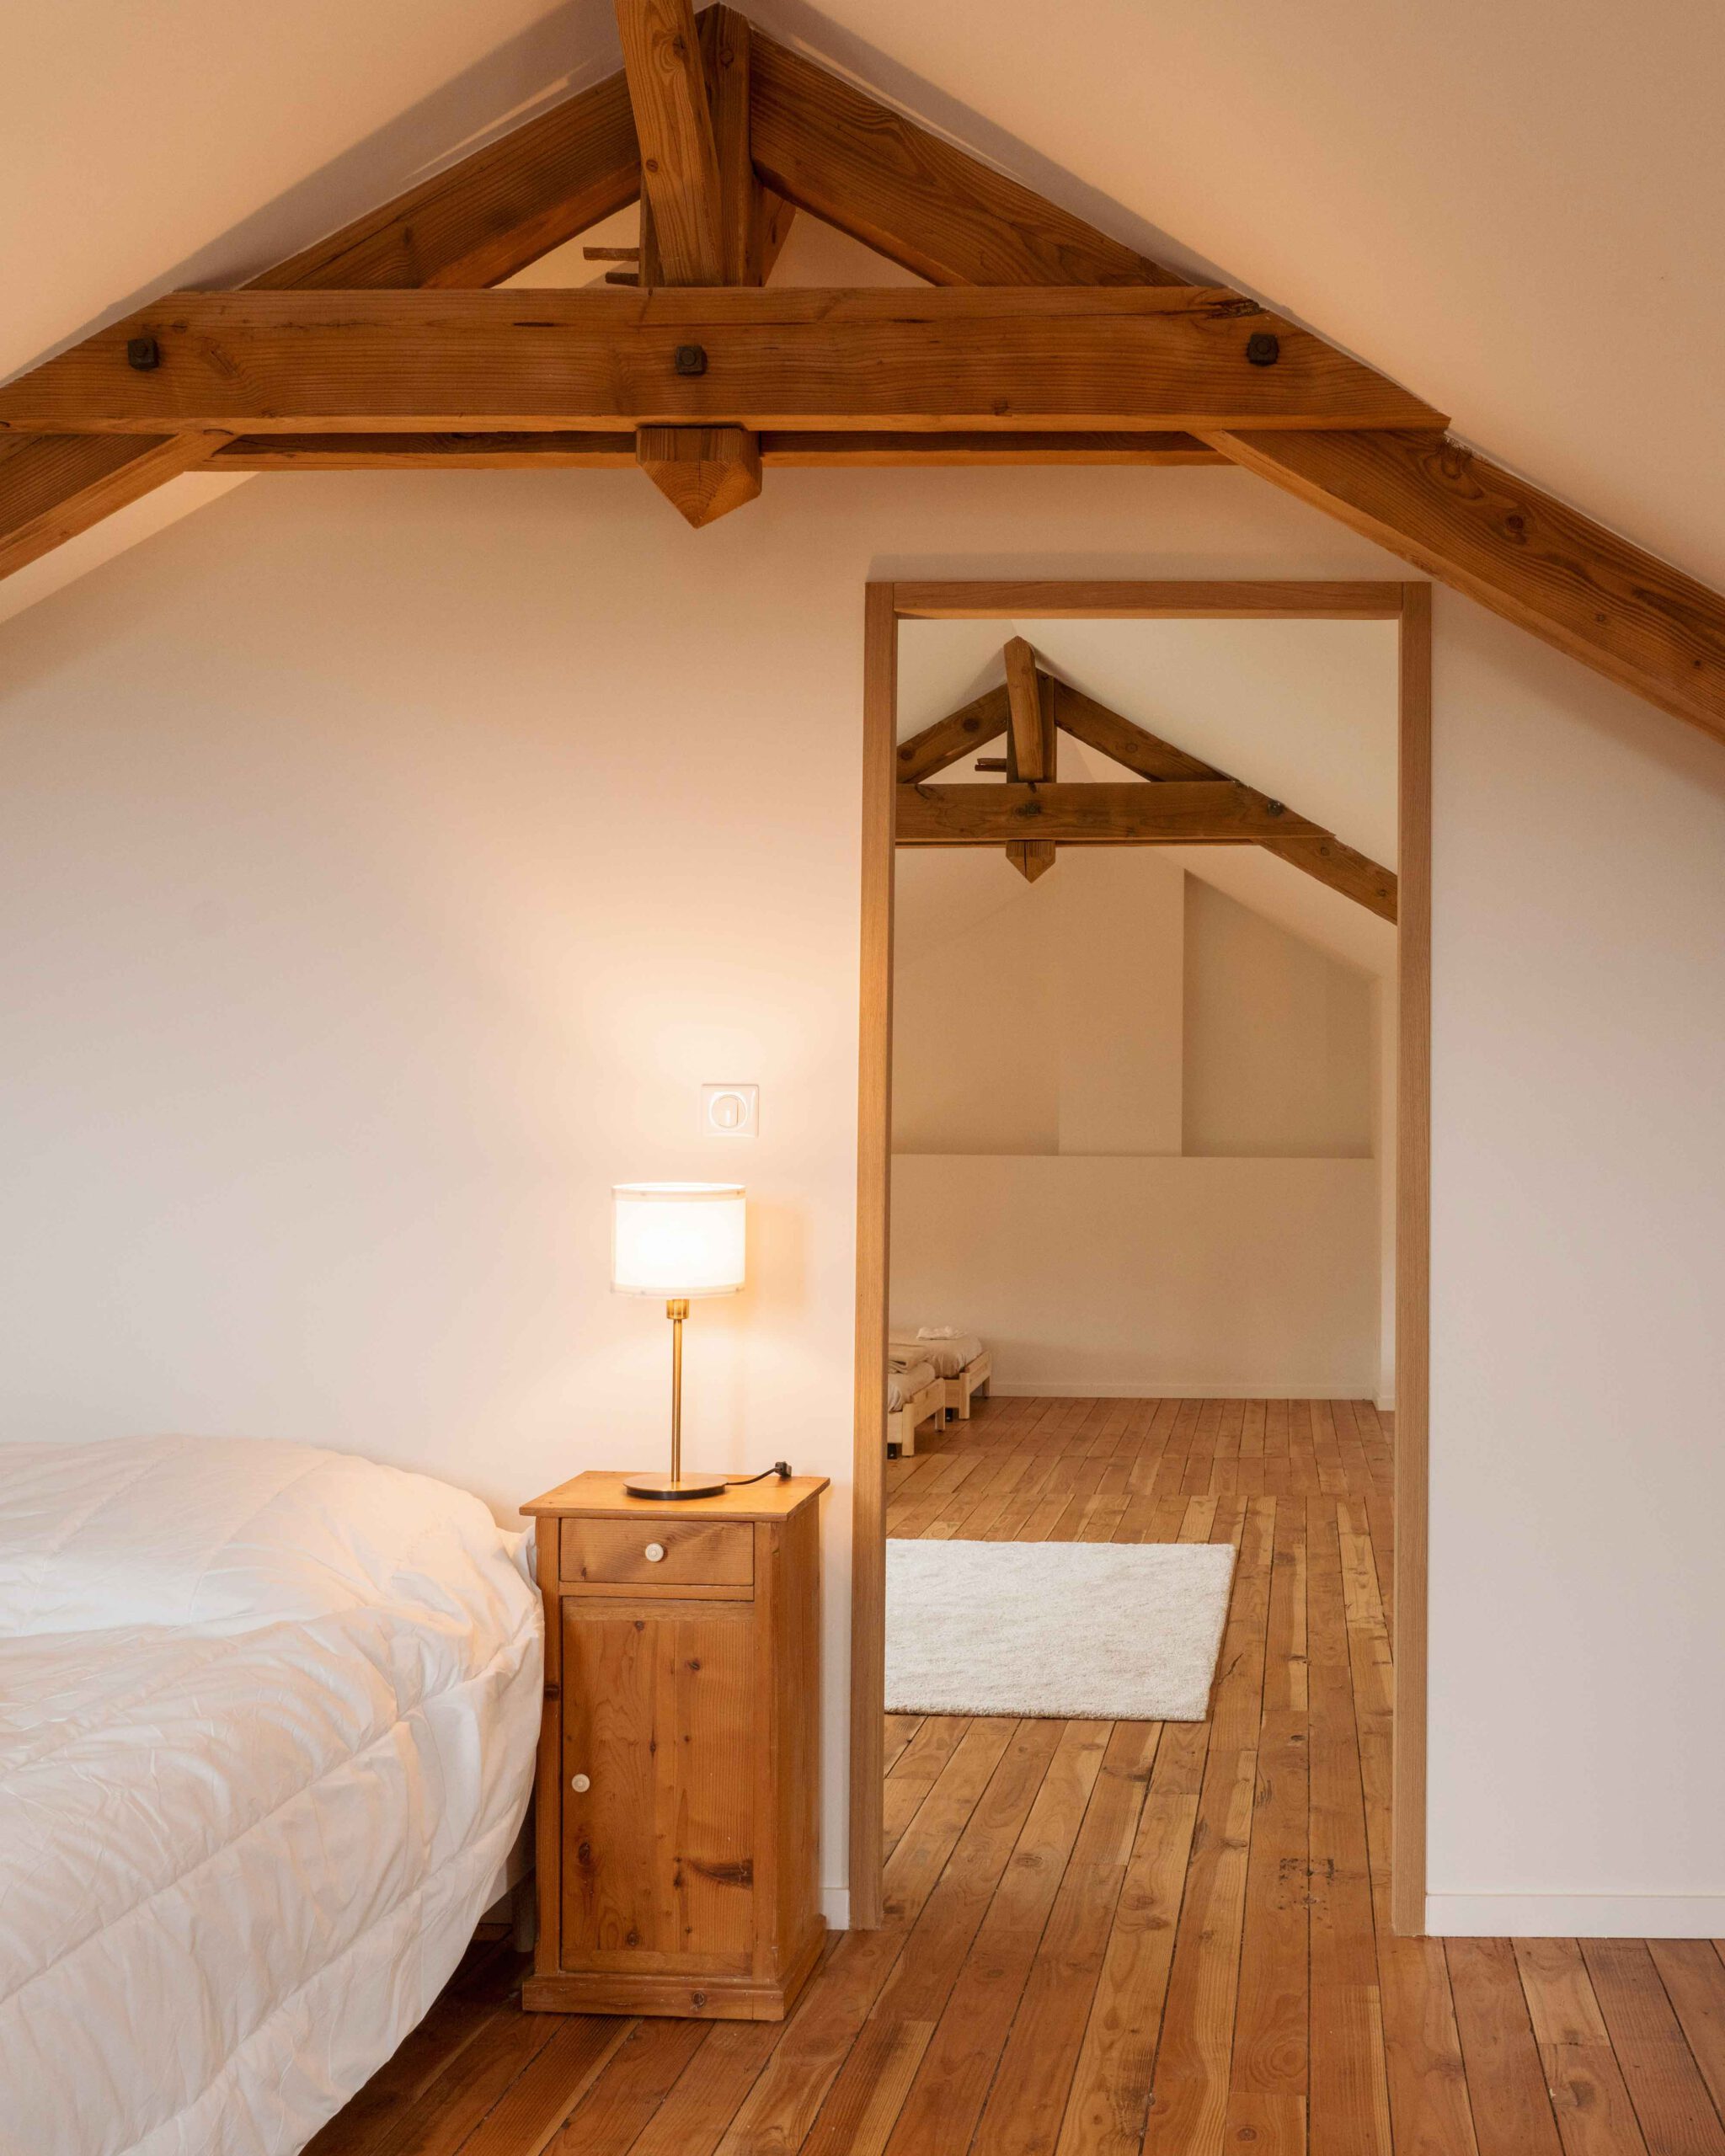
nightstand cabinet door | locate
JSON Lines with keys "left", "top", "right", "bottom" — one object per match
{"left": 560, "top": 1600, "right": 755, "bottom": 1971}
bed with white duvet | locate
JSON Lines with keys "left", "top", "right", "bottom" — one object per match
{"left": 0, "top": 1435, "right": 543, "bottom": 2156}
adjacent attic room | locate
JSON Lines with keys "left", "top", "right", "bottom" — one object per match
{"left": 3, "top": 3, "right": 1723, "bottom": 2153}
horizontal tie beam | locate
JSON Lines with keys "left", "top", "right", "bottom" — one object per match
{"left": 895, "top": 781, "right": 1323, "bottom": 846}
{"left": 0, "top": 286, "right": 1448, "bottom": 437}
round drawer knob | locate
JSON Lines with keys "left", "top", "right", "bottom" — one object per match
{"left": 570, "top": 1773, "right": 590, "bottom": 1793}
{"left": 644, "top": 1542, "right": 666, "bottom": 1563}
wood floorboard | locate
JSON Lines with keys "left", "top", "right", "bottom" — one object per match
{"left": 318, "top": 1396, "right": 1725, "bottom": 2156}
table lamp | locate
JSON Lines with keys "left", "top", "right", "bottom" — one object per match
{"left": 611, "top": 1181, "right": 745, "bottom": 1499}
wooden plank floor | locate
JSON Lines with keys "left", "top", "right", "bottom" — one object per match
{"left": 313, "top": 1396, "right": 1725, "bottom": 2156}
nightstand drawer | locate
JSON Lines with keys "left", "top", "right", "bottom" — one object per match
{"left": 559, "top": 1516, "right": 754, "bottom": 1593}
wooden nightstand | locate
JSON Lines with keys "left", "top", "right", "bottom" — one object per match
{"left": 519, "top": 1470, "right": 830, "bottom": 2021}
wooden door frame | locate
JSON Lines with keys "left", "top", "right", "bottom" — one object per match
{"left": 849, "top": 577, "right": 1432, "bottom": 1935}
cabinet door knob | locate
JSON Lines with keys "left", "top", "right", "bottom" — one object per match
{"left": 644, "top": 1542, "right": 666, "bottom": 1563}
{"left": 571, "top": 1773, "right": 590, "bottom": 1793}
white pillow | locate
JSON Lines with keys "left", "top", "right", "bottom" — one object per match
{"left": 0, "top": 1435, "right": 531, "bottom": 1641}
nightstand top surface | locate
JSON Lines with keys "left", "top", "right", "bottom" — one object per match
{"left": 522, "top": 1470, "right": 830, "bottom": 1521}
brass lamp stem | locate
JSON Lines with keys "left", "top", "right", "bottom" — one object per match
{"left": 666, "top": 1297, "right": 690, "bottom": 1483}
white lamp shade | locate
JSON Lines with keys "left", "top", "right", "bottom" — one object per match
{"left": 611, "top": 1182, "right": 745, "bottom": 1298}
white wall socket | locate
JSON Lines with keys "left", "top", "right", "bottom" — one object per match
{"left": 701, "top": 1083, "right": 759, "bottom": 1138}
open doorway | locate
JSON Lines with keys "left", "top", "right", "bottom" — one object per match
{"left": 851, "top": 581, "right": 1430, "bottom": 1959}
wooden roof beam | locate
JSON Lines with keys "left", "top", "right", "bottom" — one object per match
{"left": 1049, "top": 669, "right": 1398, "bottom": 919}
{"left": 746, "top": 28, "right": 1725, "bottom": 741}
{"left": 893, "top": 659, "right": 1397, "bottom": 918}
{"left": 0, "top": 67, "right": 641, "bottom": 582}
{"left": 897, "top": 781, "right": 1320, "bottom": 846}
{"left": 748, "top": 31, "right": 1182, "bottom": 289}
{"left": 1204, "top": 429, "right": 1725, "bottom": 746}
{"left": 1001, "top": 634, "right": 1058, "bottom": 878}
{"left": 895, "top": 684, "right": 1012, "bottom": 782}
{"left": 211, "top": 430, "right": 1222, "bottom": 469}
{"left": 617, "top": 3, "right": 778, "bottom": 526}
{"left": 616, "top": 0, "right": 724, "bottom": 283}
{"left": 0, "top": 288, "right": 1446, "bottom": 435}
{"left": 1003, "top": 637, "right": 1055, "bottom": 781}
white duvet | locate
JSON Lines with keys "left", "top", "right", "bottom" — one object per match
{"left": 0, "top": 1437, "right": 543, "bottom": 2156}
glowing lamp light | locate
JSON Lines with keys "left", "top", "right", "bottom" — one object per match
{"left": 611, "top": 1182, "right": 745, "bottom": 1500}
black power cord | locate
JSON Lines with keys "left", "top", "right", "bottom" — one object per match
{"left": 725, "top": 1461, "right": 793, "bottom": 1486}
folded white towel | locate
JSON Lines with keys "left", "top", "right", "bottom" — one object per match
{"left": 917, "top": 1326, "right": 959, "bottom": 1339}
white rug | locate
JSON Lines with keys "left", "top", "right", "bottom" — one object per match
{"left": 885, "top": 1537, "right": 1236, "bottom": 1721}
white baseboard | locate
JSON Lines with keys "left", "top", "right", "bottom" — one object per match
{"left": 990, "top": 1380, "right": 1378, "bottom": 1401}
{"left": 821, "top": 1887, "right": 851, "bottom": 1930}
{"left": 1427, "top": 1892, "right": 1725, "bottom": 1938}
{"left": 1375, "top": 1393, "right": 1396, "bottom": 1412}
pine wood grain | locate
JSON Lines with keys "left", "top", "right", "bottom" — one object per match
{"left": 207, "top": 429, "right": 1224, "bottom": 468}
{"left": 318, "top": 1396, "right": 1725, "bottom": 2156}
{"left": 1206, "top": 430, "right": 1725, "bottom": 746}
{"left": 615, "top": 0, "right": 724, "bottom": 285}
{"left": 0, "top": 287, "right": 1448, "bottom": 436}
{"left": 2, "top": 64, "right": 639, "bottom": 581}
{"left": 896, "top": 780, "right": 1321, "bottom": 846}
{"left": 746, "top": 30, "right": 1181, "bottom": 290}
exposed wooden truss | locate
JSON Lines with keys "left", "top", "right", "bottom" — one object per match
{"left": 635, "top": 423, "right": 761, "bottom": 523}
{"left": 895, "top": 683, "right": 1013, "bottom": 783}
{"left": 1205, "top": 428, "right": 1725, "bottom": 736}
{"left": 746, "top": 31, "right": 1184, "bottom": 289}
{"left": 209, "top": 430, "right": 1221, "bottom": 468}
{"left": 895, "top": 646, "right": 1399, "bottom": 921}
{"left": 998, "top": 633, "right": 1058, "bottom": 879}
{"left": 0, "top": 67, "right": 642, "bottom": 582}
{"left": 617, "top": 0, "right": 725, "bottom": 285}
{"left": 3, "top": 3, "right": 1724, "bottom": 747}
{"left": 0, "top": 287, "right": 1445, "bottom": 436}
{"left": 897, "top": 780, "right": 1320, "bottom": 846}
{"left": 616, "top": 0, "right": 782, "bottom": 521}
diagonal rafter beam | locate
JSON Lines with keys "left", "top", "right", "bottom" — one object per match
{"left": 745, "top": 29, "right": 1725, "bottom": 744}
{"left": 1203, "top": 429, "right": 1725, "bottom": 745}
{"left": 895, "top": 684, "right": 1012, "bottom": 782}
{"left": 894, "top": 654, "right": 1398, "bottom": 919}
{"left": 10, "top": 3, "right": 1724, "bottom": 748}
{"left": 1, "top": 67, "right": 641, "bottom": 583}
{"left": 748, "top": 31, "right": 1182, "bottom": 290}
{"left": 1049, "top": 665, "right": 1397, "bottom": 918}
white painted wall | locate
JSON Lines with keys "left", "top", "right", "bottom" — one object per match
{"left": 2, "top": 462, "right": 1721, "bottom": 1935}
{"left": 891, "top": 1155, "right": 1378, "bottom": 1397}
{"left": 891, "top": 847, "right": 1188, "bottom": 1158}
{"left": 1182, "top": 878, "right": 1373, "bottom": 1160}
{"left": 1424, "top": 595, "right": 1725, "bottom": 1938}
{"left": 889, "top": 843, "right": 1379, "bottom": 1392}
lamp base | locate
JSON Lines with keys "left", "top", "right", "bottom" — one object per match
{"left": 623, "top": 1470, "right": 730, "bottom": 1501}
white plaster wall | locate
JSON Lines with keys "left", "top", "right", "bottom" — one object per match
{"left": 1424, "top": 592, "right": 1725, "bottom": 1936}
{"left": 890, "top": 844, "right": 1379, "bottom": 1391}
{"left": 1182, "top": 878, "right": 1373, "bottom": 1159}
{"left": 2, "top": 462, "right": 1722, "bottom": 1932}
{"left": 890, "top": 1155, "right": 1379, "bottom": 1397}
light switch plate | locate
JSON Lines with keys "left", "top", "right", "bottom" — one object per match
{"left": 701, "top": 1083, "right": 759, "bottom": 1138}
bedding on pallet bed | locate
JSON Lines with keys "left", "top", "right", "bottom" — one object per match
{"left": 889, "top": 1327, "right": 992, "bottom": 1422}
{"left": 0, "top": 1434, "right": 542, "bottom": 2156}
{"left": 886, "top": 1353, "right": 943, "bottom": 1457}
